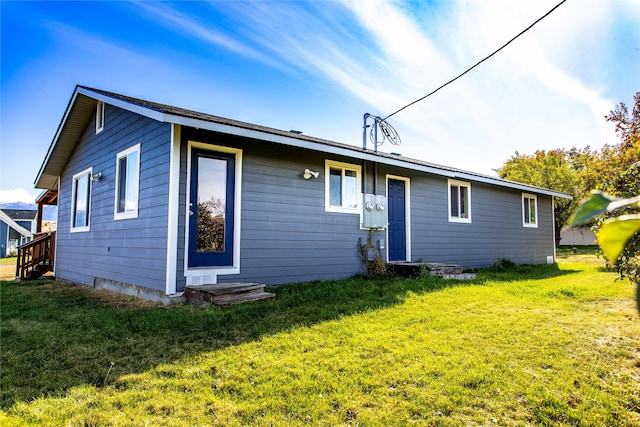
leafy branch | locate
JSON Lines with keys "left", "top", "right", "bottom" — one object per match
{"left": 568, "top": 191, "right": 640, "bottom": 266}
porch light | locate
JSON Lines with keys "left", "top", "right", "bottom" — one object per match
{"left": 303, "top": 169, "right": 319, "bottom": 179}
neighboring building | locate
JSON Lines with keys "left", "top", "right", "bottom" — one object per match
{"left": 560, "top": 226, "right": 597, "bottom": 246}
{"left": 34, "top": 86, "right": 571, "bottom": 302}
{"left": 0, "top": 209, "right": 36, "bottom": 258}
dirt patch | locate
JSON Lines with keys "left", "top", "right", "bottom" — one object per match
{"left": 0, "top": 258, "right": 16, "bottom": 280}
{"left": 50, "top": 281, "right": 165, "bottom": 308}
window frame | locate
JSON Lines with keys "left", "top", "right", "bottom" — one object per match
{"left": 448, "top": 179, "right": 472, "bottom": 223}
{"left": 114, "top": 143, "right": 141, "bottom": 220}
{"left": 96, "top": 101, "right": 105, "bottom": 134}
{"left": 70, "top": 167, "right": 92, "bottom": 233}
{"left": 324, "top": 160, "right": 361, "bottom": 214}
{"left": 522, "top": 193, "right": 538, "bottom": 228}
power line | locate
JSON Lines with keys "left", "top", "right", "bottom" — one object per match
{"left": 382, "top": 0, "right": 568, "bottom": 122}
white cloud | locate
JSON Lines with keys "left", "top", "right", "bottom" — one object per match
{"left": 0, "top": 189, "right": 39, "bottom": 204}
{"left": 128, "top": 0, "right": 632, "bottom": 173}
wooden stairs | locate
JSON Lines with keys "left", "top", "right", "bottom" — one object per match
{"left": 389, "top": 262, "right": 476, "bottom": 280}
{"left": 184, "top": 282, "right": 276, "bottom": 306}
{"left": 16, "top": 232, "right": 56, "bottom": 281}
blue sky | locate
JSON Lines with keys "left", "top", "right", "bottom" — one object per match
{"left": 1, "top": 0, "right": 639, "bottom": 204}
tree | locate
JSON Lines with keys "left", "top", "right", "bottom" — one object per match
{"left": 196, "top": 198, "right": 225, "bottom": 252}
{"left": 569, "top": 92, "right": 640, "bottom": 311}
{"left": 495, "top": 149, "right": 580, "bottom": 247}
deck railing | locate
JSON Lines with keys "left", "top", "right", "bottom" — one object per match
{"left": 16, "top": 231, "right": 56, "bottom": 280}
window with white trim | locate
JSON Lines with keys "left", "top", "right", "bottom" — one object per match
{"left": 522, "top": 193, "right": 538, "bottom": 227}
{"left": 71, "top": 167, "right": 92, "bottom": 232}
{"left": 448, "top": 179, "right": 471, "bottom": 223}
{"left": 114, "top": 144, "right": 140, "bottom": 220}
{"left": 96, "top": 101, "right": 105, "bottom": 134}
{"left": 325, "top": 160, "right": 361, "bottom": 213}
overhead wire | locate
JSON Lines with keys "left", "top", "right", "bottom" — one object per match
{"left": 382, "top": 0, "right": 568, "bottom": 122}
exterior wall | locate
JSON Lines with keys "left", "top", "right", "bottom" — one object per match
{"left": 16, "top": 220, "right": 35, "bottom": 232}
{"left": 404, "top": 169, "right": 555, "bottom": 268}
{"left": 56, "top": 104, "right": 172, "bottom": 291}
{"left": 176, "top": 129, "right": 375, "bottom": 289}
{"left": 0, "top": 222, "right": 7, "bottom": 258}
{"left": 53, "top": 107, "right": 560, "bottom": 293}
{"left": 175, "top": 129, "right": 558, "bottom": 290}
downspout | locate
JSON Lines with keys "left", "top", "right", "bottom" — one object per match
{"left": 363, "top": 113, "right": 370, "bottom": 150}
{"left": 552, "top": 196, "right": 557, "bottom": 263}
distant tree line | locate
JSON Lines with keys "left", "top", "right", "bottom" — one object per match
{"left": 496, "top": 92, "right": 639, "bottom": 280}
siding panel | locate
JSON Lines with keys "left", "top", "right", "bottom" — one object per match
{"left": 56, "top": 104, "right": 172, "bottom": 291}
{"left": 177, "top": 130, "right": 373, "bottom": 288}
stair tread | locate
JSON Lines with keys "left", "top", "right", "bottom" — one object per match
{"left": 186, "top": 282, "right": 265, "bottom": 295}
{"left": 213, "top": 291, "right": 276, "bottom": 306}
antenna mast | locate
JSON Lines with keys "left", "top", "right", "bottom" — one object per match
{"left": 362, "top": 113, "right": 401, "bottom": 153}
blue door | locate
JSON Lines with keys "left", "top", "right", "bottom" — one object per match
{"left": 388, "top": 179, "right": 407, "bottom": 261}
{"left": 188, "top": 148, "right": 235, "bottom": 267}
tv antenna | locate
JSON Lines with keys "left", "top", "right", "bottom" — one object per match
{"left": 363, "top": 113, "right": 401, "bottom": 153}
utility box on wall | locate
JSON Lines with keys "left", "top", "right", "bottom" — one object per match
{"left": 362, "top": 194, "right": 388, "bottom": 229}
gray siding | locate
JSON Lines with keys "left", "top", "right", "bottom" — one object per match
{"left": 175, "top": 130, "right": 556, "bottom": 289}
{"left": 176, "top": 130, "right": 375, "bottom": 288}
{"left": 407, "top": 172, "right": 554, "bottom": 268}
{"left": 55, "top": 110, "right": 558, "bottom": 294}
{"left": 56, "top": 104, "right": 172, "bottom": 291}
{"left": 0, "top": 222, "right": 7, "bottom": 258}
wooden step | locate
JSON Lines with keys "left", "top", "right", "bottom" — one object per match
{"left": 185, "top": 282, "right": 276, "bottom": 306}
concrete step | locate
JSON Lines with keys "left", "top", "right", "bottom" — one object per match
{"left": 389, "top": 262, "right": 473, "bottom": 279}
{"left": 441, "top": 273, "right": 477, "bottom": 280}
{"left": 185, "top": 282, "right": 276, "bottom": 306}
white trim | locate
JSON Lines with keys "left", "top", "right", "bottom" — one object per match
{"left": 70, "top": 167, "right": 92, "bottom": 233}
{"left": 324, "top": 159, "right": 362, "bottom": 214}
{"left": 551, "top": 197, "right": 557, "bottom": 263}
{"left": 77, "top": 87, "right": 165, "bottom": 123}
{"left": 386, "top": 175, "right": 411, "bottom": 262}
{"left": 184, "top": 141, "right": 243, "bottom": 284}
{"left": 95, "top": 101, "right": 105, "bottom": 134}
{"left": 165, "top": 125, "right": 181, "bottom": 295}
{"left": 447, "top": 179, "right": 471, "bottom": 223}
{"left": 114, "top": 143, "right": 141, "bottom": 220}
{"left": 522, "top": 193, "right": 538, "bottom": 228}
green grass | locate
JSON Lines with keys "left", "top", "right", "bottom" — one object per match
{"left": 1, "top": 254, "right": 639, "bottom": 426}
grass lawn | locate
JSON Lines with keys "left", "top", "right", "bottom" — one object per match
{"left": 1, "top": 251, "right": 639, "bottom": 426}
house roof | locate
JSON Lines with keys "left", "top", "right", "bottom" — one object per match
{"left": 0, "top": 210, "right": 34, "bottom": 238}
{"left": 1, "top": 209, "right": 37, "bottom": 221}
{"left": 35, "top": 85, "right": 572, "bottom": 199}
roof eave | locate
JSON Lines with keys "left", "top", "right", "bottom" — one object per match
{"left": 165, "top": 113, "right": 572, "bottom": 199}
{"left": 35, "top": 86, "right": 573, "bottom": 200}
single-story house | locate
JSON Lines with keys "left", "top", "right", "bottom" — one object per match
{"left": 34, "top": 85, "right": 571, "bottom": 302}
{"left": 0, "top": 209, "right": 36, "bottom": 258}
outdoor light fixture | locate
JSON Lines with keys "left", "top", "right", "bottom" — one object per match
{"left": 303, "top": 169, "right": 319, "bottom": 179}
{"left": 92, "top": 172, "right": 103, "bottom": 182}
